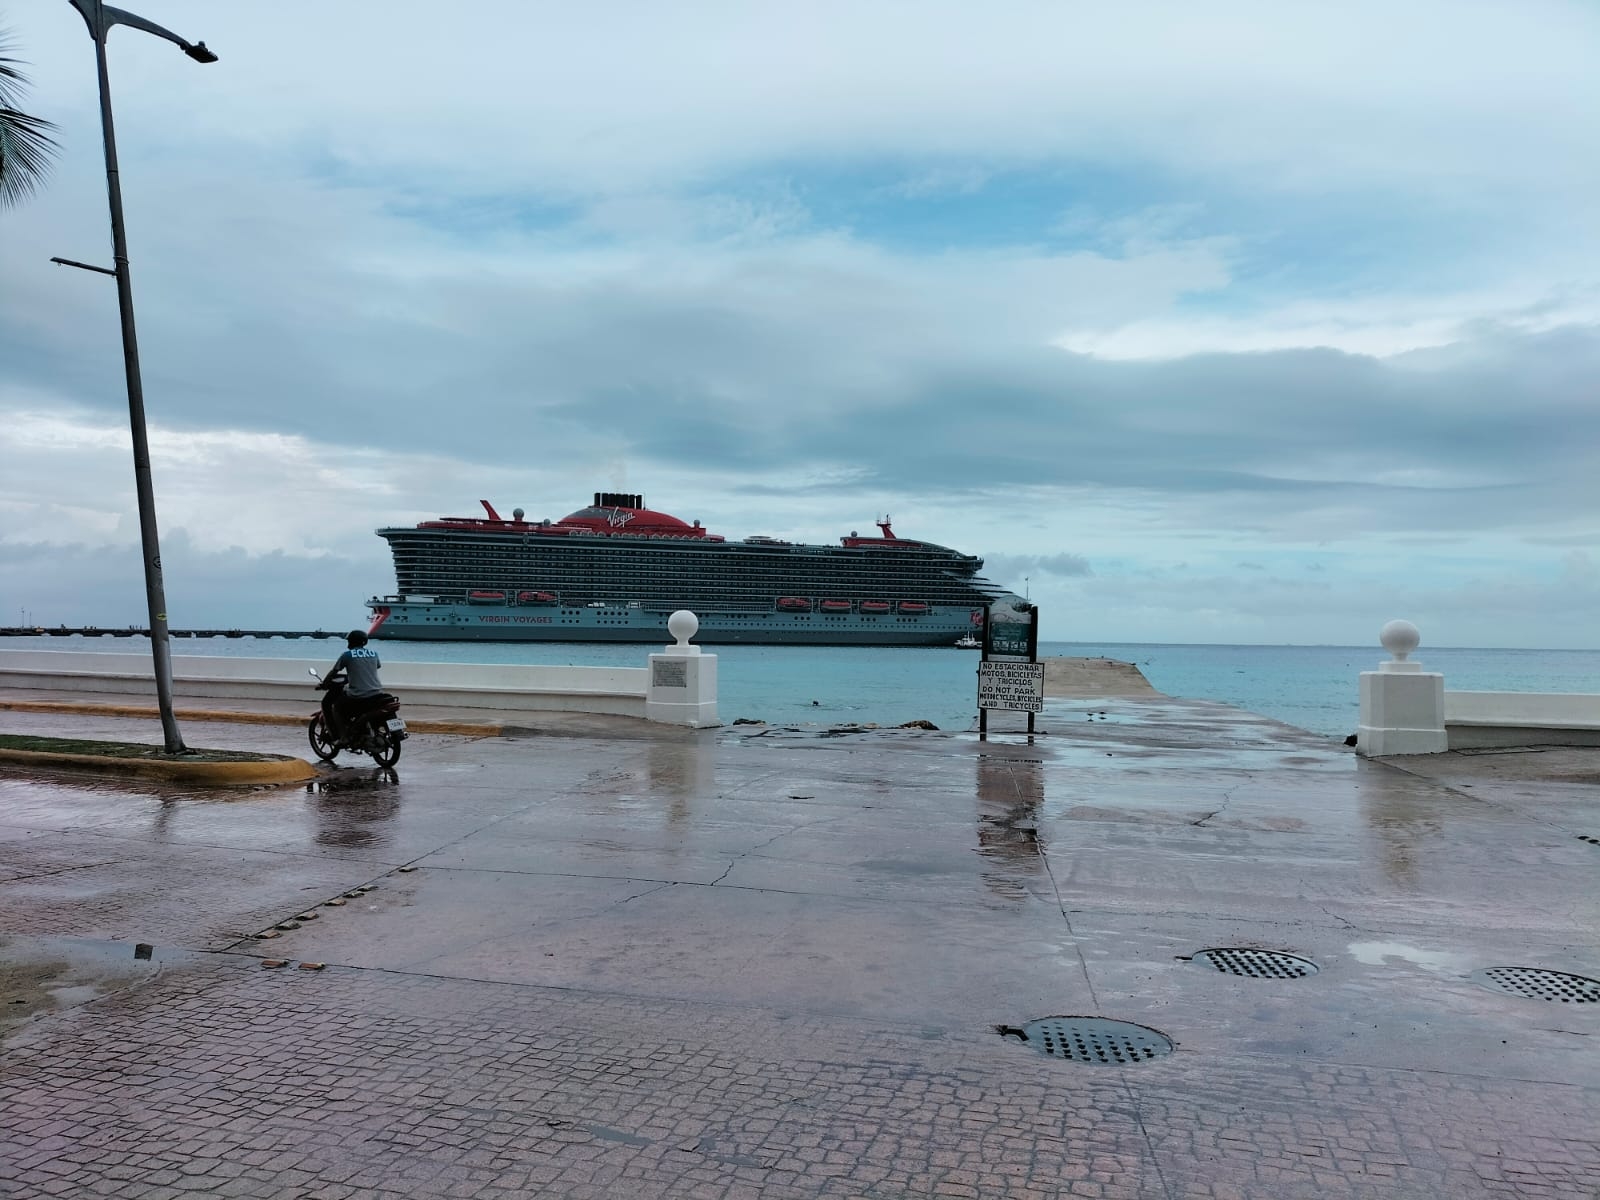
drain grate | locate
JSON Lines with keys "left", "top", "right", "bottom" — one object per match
{"left": 1192, "top": 948, "right": 1318, "bottom": 978}
{"left": 1473, "top": 967, "right": 1600, "bottom": 1003}
{"left": 1003, "top": 1017, "right": 1173, "bottom": 1063}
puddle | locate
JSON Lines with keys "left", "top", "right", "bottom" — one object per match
{"left": 305, "top": 768, "right": 399, "bottom": 794}
{"left": 1065, "top": 708, "right": 1137, "bottom": 724}
{"left": 1347, "top": 940, "right": 1475, "bottom": 975}
{"left": 1, "top": 935, "right": 177, "bottom": 1037}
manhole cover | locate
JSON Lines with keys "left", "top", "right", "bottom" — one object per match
{"left": 1472, "top": 967, "right": 1600, "bottom": 1003}
{"left": 1192, "top": 948, "right": 1318, "bottom": 978}
{"left": 1002, "top": 1017, "right": 1173, "bottom": 1063}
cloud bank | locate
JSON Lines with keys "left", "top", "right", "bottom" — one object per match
{"left": 2, "top": 1, "right": 1596, "bottom": 646}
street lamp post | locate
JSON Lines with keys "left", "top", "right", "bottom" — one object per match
{"left": 65, "top": 1, "right": 216, "bottom": 753}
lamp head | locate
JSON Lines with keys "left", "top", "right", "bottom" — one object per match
{"left": 183, "top": 40, "right": 218, "bottom": 64}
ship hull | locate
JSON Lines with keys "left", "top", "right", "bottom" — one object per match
{"left": 367, "top": 601, "right": 979, "bottom": 646}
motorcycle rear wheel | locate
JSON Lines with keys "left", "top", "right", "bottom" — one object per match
{"left": 307, "top": 713, "right": 340, "bottom": 762}
{"left": 371, "top": 731, "right": 402, "bottom": 768}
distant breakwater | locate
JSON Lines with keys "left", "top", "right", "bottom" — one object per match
{"left": 1, "top": 627, "right": 341, "bottom": 641}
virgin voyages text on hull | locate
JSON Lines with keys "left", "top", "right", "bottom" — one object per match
{"left": 366, "top": 493, "right": 1023, "bottom": 646}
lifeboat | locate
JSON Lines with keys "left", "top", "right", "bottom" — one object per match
{"left": 517, "top": 590, "right": 557, "bottom": 605}
{"left": 859, "top": 600, "right": 890, "bottom": 614}
{"left": 468, "top": 590, "right": 506, "bottom": 604}
{"left": 819, "top": 599, "right": 852, "bottom": 612}
{"left": 776, "top": 597, "right": 812, "bottom": 611}
{"left": 897, "top": 601, "right": 928, "bottom": 614}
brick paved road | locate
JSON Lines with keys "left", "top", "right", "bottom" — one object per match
{"left": 3, "top": 699, "right": 1598, "bottom": 1198}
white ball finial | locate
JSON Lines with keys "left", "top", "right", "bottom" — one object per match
{"left": 1380, "top": 619, "right": 1420, "bottom": 661}
{"left": 668, "top": 609, "right": 698, "bottom": 646}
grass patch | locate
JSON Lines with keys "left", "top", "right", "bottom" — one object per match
{"left": 0, "top": 733, "right": 298, "bottom": 763}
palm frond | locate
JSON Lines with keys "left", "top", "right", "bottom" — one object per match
{"left": 0, "top": 26, "right": 59, "bottom": 206}
{"left": 0, "top": 27, "right": 37, "bottom": 111}
{"left": 1, "top": 107, "right": 59, "bottom": 204}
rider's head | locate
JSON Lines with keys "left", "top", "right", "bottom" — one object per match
{"left": 347, "top": 629, "right": 369, "bottom": 649}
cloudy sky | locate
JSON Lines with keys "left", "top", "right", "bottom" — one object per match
{"left": 2, "top": 1, "right": 1596, "bottom": 646}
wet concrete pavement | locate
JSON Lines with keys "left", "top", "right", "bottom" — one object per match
{"left": 2, "top": 695, "right": 1598, "bottom": 1198}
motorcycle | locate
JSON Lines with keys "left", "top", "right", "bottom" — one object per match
{"left": 307, "top": 668, "right": 406, "bottom": 767}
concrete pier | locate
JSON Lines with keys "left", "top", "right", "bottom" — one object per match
{"left": 2, "top": 690, "right": 1596, "bottom": 1198}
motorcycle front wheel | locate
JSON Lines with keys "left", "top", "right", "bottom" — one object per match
{"left": 371, "top": 731, "right": 403, "bottom": 768}
{"left": 307, "top": 713, "right": 340, "bottom": 762}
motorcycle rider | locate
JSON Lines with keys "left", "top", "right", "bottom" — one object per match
{"left": 319, "top": 629, "right": 386, "bottom": 736}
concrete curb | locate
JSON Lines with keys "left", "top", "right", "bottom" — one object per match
{"left": 0, "top": 700, "right": 507, "bottom": 738}
{"left": 0, "top": 746, "right": 317, "bottom": 786}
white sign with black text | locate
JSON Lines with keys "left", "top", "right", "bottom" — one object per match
{"left": 977, "top": 660, "right": 1045, "bottom": 712}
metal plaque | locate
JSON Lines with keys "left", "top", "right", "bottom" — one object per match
{"left": 651, "top": 659, "right": 688, "bottom": 689}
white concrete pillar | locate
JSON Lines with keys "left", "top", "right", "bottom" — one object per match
{"left": 1357, "top": 619, "right": 1447, "bottom": 756}
{"left": 645, "top": 611, "right": 720, "bottom": 727}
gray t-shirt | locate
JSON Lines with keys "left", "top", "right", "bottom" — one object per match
{"left": 337, "top": 647, "right": 383, "bottom": 697}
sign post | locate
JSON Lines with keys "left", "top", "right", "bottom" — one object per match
{"left": 977, "top": 599, "right": 1042, "bottom": 740}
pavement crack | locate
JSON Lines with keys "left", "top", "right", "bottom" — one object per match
{"left": 528, "top": 878, "right": 673, "bottom": 923}
{"left": 4, "top": 859, "right": 124, "bottom": 883}
{"left": 396, "top": 882, "right": 674, "bottom": 970}
{"left": 615, "top": 883, "right": 670, "bottom": 906}
{"left": 1315, "top": 903, "right": 1366, "bottom": 931}
{"left": 1124, "top": 1086, "right": 1176, "bottom": 1200}
{"left": 709, "top": 819, "right": 830, "bottom": 886}
{"left": 1189, "top": 776, "right": 1248, "bottom": 827}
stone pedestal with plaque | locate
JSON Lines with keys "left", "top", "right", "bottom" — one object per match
{"left": 645, "top": 611, "right": 720, "bottom": 727}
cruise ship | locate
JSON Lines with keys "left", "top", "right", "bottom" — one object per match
{"left": 365, "top": 493, "right": 1022, "bottom": 645}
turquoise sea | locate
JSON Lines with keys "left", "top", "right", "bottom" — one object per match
{"left": 4, "top": 635, "right": 1598, "bottom": 739}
